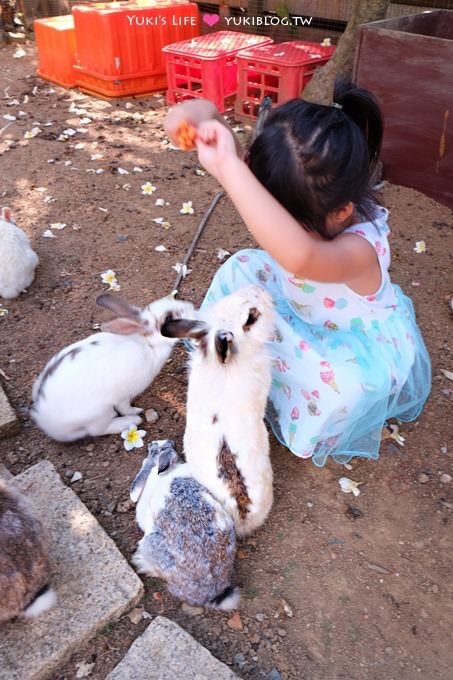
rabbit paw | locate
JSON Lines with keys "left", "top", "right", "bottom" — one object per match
{"left": 102, "top": 415, "right": 143, "bottom": 435}
{"left": 115, "top": 400, "right": 144, "bottom": 416}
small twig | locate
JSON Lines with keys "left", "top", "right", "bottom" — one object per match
{"left": 0, "top": 122, "right": 14, "bottom": 135}
{"left": 172, "top": 191, "right": 224, "bottom": 295}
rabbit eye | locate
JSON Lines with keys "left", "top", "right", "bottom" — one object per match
{"left": 243, "top": 307, "right": 261, "bottom": 331}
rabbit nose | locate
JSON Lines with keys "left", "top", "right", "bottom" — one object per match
{"left": 215, "top": 331, "right": 234, "bottom": 363}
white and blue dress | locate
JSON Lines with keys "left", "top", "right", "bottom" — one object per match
{"left": 201, "top": 207, "right": 431, "bottom": 466}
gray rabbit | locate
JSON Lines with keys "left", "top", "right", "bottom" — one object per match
{"left": 130, "top": 440, "right": 239, "bottom": 610}
{"left": 0, "top": 479, "right": 56, "bottom": 623}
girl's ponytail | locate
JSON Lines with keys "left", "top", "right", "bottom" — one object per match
{"left": 333, "top": 79, "right": 383, "bottom": 170}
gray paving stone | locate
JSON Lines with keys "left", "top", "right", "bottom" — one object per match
{"left": 0, "top": 383, "right": 19, "bottom": 438}
{"left": 107, "top": 616, "right": 240, "bottom": 680}
{"left": 0, "top": 460, "right": 144, "bottom": 680}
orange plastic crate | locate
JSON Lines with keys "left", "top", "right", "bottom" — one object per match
{"left": 35, "top": 15, "right": 77, "bottom": 88}
{"left": 163, "top": 31, "right": 274, "bottom": 112}
{"left": 72, "top": 0, "right": 199, "bottom": 98}
{"left": 235, "top": 41, "right": 335, "bottom": 122}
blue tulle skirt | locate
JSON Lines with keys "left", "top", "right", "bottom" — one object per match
{"left": 200, "top": 250, "right": 431, "bottom": 467}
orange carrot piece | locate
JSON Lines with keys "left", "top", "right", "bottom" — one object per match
{"left": 175, "top": 120, "right": 197, "bottom": 151}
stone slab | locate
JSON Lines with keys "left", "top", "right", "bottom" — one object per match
{"left": 107, "top": 616, "right": 240, "bottom": 680}
{"left": 0, "top": 383, "right": 20, "bottom": 438}
{"left": 0, "top": 460, "right": 144, "bottom": 680}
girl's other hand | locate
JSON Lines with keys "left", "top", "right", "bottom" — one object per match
{"left": 195, "top": 120, "right": 239, "bottom": 183}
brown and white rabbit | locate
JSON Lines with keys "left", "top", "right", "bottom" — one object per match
{"left": 0, "top": 207, "right": 39, "bottom": 299}
{"left": 161, "top": 285, "right": 275, "bottom": 537}
{"left": 131, "top": 440, "right": 239, "bottom": 610}
{"left": 0, "top": 478, "right": 56, "bottom": 623}
{"left": 31, "top": 294, "right": 194, "bottom": 442}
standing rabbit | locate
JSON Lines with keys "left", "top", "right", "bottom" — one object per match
{"left": 0, "top": 207, "right": 39, "bottom": 299}
{"left": 0, "top": 478, "right": 56, "bottom": 623}
{"left": 131, "top": 440, "right": 239, "bottom": 610}
{"left": 31, "top": 294, "right": 194, "bottom": 442}
{"left": 161, "top": 285, "right": 275, "bottom": 536}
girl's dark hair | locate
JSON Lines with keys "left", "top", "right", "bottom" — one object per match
{"left": 247, "top": 79, "right": 384, "bottom": 239}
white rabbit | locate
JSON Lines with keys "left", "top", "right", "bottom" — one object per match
{"left": 0, "top": 207, "right": 39, "bottom": 299}
{"left": 131, "top": 440, "right": 239, "bottom": 610}
{"left": 31, "top": 294, "right": 194, "bottom": 442}
{"left": 0, "top": 478, "right": 56, "bottom": 623}
{"left": 161, "top": 285, "right": 275, "bottom": 537}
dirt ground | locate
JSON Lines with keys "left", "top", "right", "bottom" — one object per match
{"left": 1, "top": 44, "right": 452, "bottom": 680}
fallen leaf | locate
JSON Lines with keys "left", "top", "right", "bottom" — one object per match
{"left": 75, "top": 661, "right": 95, "bottom": 678}
{"left": 227, "top": 612, "right": 243, "bottom": 630}
{"left": 440, "top": 369, "right": 453, "bottom": 381}
{"left": 126, "top": 607, "right": 144, "bottom": 624}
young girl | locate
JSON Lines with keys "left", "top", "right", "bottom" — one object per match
{"left": 165, "top": 83, "right": 431, "bottom": 467}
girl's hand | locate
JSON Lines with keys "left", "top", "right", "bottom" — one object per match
{"left": 164, "top": 99, "right": 219, "bottom": 148}
{"left": 195, "top": 120, "right": 239, "bottom": 184}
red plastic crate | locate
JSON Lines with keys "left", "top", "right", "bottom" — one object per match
{"left": 72, "top": 0, "right": 199, "bottom": 98}
{"left": 35, "top": 15, "right": 77, "bottom": 88}
{"left": 163, "top": 31, "right": 274, "bottom": 112}
{"left": 235, "top": 41, "right": 335, "bottom": 122}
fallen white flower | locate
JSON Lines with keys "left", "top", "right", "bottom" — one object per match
{"left": 64, "top": 160, "right": 72, "bottom": 166}
{"left": 141, "top": 181, "right": 157, "bottom": 195}
{"left": 121, "top": 424, "right": 146, "bottom": 451}
{"left": 50, "top": 222, "right": 67, "bottom": 230}
{"left": 180, "top": 201, "right": 194, "bottom": 215}
{"left": 217, "top": 248, "right": 230, "bottom": 260}
{"left": 74, "top": 143, "right": 86, "bottom": 149}
{"left": 338, "top": 477, "right": 363, "bottom": 497}
{"left": 90, "top": 154, "right": 103, "bottom": 161}
{"left": 13, "top": 48, "right": 26, "bottom": 58}
{"left": 154, "top": 245, "right": 167, "bottom": 252}
{"left": 155, "top": 198, "right": 165, "bottom": 207}
{"left": 24, "top": 127, "right": 41, "bottom": 139}
{"left": 414, "top": 241, "right": 426, "bottom": 254}
{"left": 42, "top": 230, "right": 57, "bottom": 238}
{"left": 98, "top": 207, "right": 108, "bottom": 213}
{"left": 62, "top": 128, "right": 77, "bottom": 136}
{"left": 3, "top": 114, "right": 16, "bottom": 121}
{"left": 133, "top": 166, "right": 143, "bottom": 172}
{"left": 440, "top": 369, "right": 453, "bottom": 381}
{"left": 117, "top": 167, "right": 129, "bottom": 175}
{"left": 172, "top": 262, "right": 191, "bottom": 278}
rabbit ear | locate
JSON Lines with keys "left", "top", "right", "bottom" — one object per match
{"left": 161, "top": 318, "right": 208, "bottom": 340}
{"left": 1, "top": 207, "right": 12, "bottom": 222}
{"left": 96, "top": 293, "right": 141, "bottom": 320}
{"left": 101, "top": 318, "right": 141, "bottom": 335}
{"left": 130, "top": 457, "right": 154, "bottom": 503}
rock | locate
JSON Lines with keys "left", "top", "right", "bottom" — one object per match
{"left": 64, "top": 468, "right": 75, "bottom": 478}
{"left": 266, "top": 670, "right": 281, "bottom": 680}
{"left": 0, "top": 385, "right": 20, "bottom": 438}
{"left": 234, "top": 653, "right": 246, "bottom": 668}
{"left": 277, "top": 628, "right": 287, "bottom": 637}
{"left": 106, "top": 616, "right": 239, "bottom": 679}
{"left": 418, "top": 473, "right": 430, "bottom": 484}
{"left": 227, "top": 612, "right": 243, "bottom": 631}
{"left": 440, "top": 473, "right": 451, "bottom": 483}
{"left": 71, "top": 471, "right": 83, "bottom": 483}
{"left": 0, "top": 460, "right": 143, "bottom": 680}
{"left": 255, "top": 613, "right": 265, "bottom": 622}
{"left": 181, "top": 603, "right": 204, "bottom": 617}
{"left": 431, "top": 584, "right": 439, "bottom": 594}
{"left": 116, "top": 499, "right": 134, "bottom": 513}
{"left": 85, "top": 443, "right": 95, "bottom": 452}
{"left": 145, "top": 408, "right": 159, "bottom": 424}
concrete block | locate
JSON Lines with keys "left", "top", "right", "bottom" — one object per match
{"left": 0, "top": 384, "right": 20, "bottom": 438}
{"left": 107, "top": 616, "right": 240, "bottom": 680}
{"left": 0, "top": 460, "right": 144, "bottom": 680}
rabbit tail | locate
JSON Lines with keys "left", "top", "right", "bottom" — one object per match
{"left": 208, "top": 585, "right": 240, "bottom": 611}
{"left": 23, "top": 584, "right": 57, "bottom": 618}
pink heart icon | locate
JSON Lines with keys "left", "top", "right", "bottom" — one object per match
{"left": 323, "top": 297, "right": 335, "bottom": 308}
{"left": 203, "top": 13, "right": 220, "bottom": 27}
